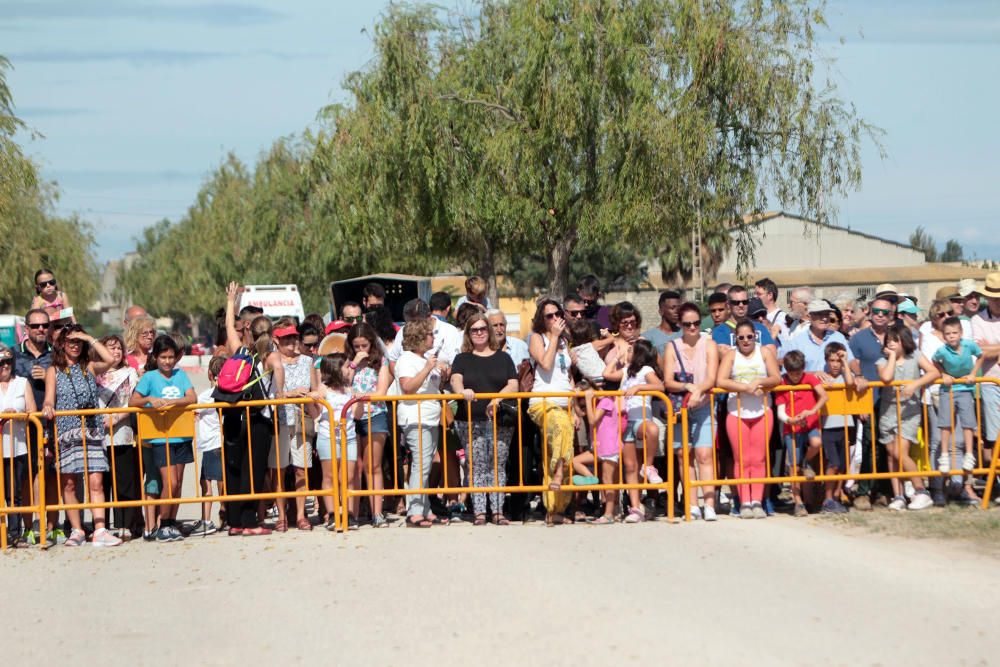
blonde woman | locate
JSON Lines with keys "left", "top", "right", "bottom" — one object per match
{"left": 125, "top": 315, "right": 157, "bottom": 375}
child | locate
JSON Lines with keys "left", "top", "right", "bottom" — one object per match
{"left": 129, "top": 335, "right": 196, "bottom": 542}
{"left": 192, "top": 356, "right": 226, "bottom": 535}
{"left": 572, "top": 384, "right": 627, "bottom": 524}
{"left": 568, "top": 318, "right": 605, "bottom": 386}
{"left": 775, "top": 350, "right": 828, "bottom": 517}
{"left": 455, "top": 275, "right": 491, "bottom": 311}
{"left": 876, "top": 325, "right": 938, "bottom": 510}
{"left": 819, "top": 342, "right": 854, "bottom": 513}
{"left": 932, "top": 316, "right": 985, "bottom": 502}
{"left": 310, "top": 353, "right": 360, "bottom": 531}
{"left": 30, "top": 269, "right": 73, "bottom": 321}
{"left": 619, "top": 339, "right": 664, "bottom": 523}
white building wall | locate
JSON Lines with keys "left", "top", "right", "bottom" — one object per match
{"left": 717, "top": 215, "right": 925, "bottom": 273}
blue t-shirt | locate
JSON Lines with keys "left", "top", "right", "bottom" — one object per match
{"left": 848, "top": 328, "right": 884, "bottom": 382}
{"left": 712, "top": 321, "right": 775, "bottom": 348}
{"left": 642, "top": 326, "right": 682, "bottom": 356}
{"left": 780, "top": 328, "right": 854, "bottom": 373}
{"left": 134, "top": 368, "right": 195, "bottom": 444}
{"left": 932, "top": 340, "right": 982, "bottom": 393}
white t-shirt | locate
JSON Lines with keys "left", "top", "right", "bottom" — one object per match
{"left": 387, "top": 319, "right": 461, "bottom": 365}
{"left": 918, "top": 329, "right": 945, "bottom": 405}
{"left": 971, "top": 310, "right": 1000, "bottom": 379}
{"left": 622, "top": 365, "right": 655, "bottom": 421}
{"left": 529, "top": 336, "right": 572, "bottom": 407}
{"left": 394, "top": 351, "right": 443, "bottom": 426}
{"left": 919, "top": 319, "right": 972, "bottom": 343}
{"left": 573, "top": 342, "right": 605, "bottom": 383}
{"left": 0, "top": 376, "right": 29, "bottom": 458}
{"left": 195, "top": 388, "right": 221, "bottom": 453}
{"left": 317, "top": 388, "right": 356, "bottom": 444}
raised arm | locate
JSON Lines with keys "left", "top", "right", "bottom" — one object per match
{"left": 225, "top": 281, "right": 243, "bottom": 356}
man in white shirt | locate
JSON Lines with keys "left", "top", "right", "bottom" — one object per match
{"left": 387, "top": 298, "right": 461, "bottom": 368}
{"left": 785, "top": 285, "right": 814, "bottom": 340}
{"left": 754, "top": 277, "right": 788, "bottom": 342}
{"left": 971, "top": 274, "right": 1000, "bottom": 459}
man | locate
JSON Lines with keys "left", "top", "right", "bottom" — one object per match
{"left": 486, "top": 309, "right": 529, "bottom": 368}
{"left": 563, "top": 293, "right": 588, "bottom": 321}
{"left": 785, "top": 286, "right": 814, "bottom": 339}
{"left": 642, "top": 290, "right": 681, "bottom": 355}
{"left": 780, "top": 300, "right": 854, "bottom": 374}
{"left": 361, "top": 283, "right": 386, "bottom": 312}
{"left": 971, "top": 274, "right": 1000, "bottom": 493}
{"left": 340, "top": 301, "right": 363, "bottom": 325}
{"left": 958, "top": 279, "right": 982, "bottom": 319}
{"left": 123, "top": 304, "right": 148, "bottom": 326}
{"left": 429, "top": 291, "right": 453, "bottom": 323}
{"left": 711, "top": 285, "right": 776, "bottom": 353}
{"left": 848, "top": 296, "right": 895, "bottom": 510}
{"left": 576, "top": 274, "right": 611, "bottom": 330}
{"left": 754, "top": 277, "right": 787, "bottom": 341}
{"left": 702, "top": 292, "right": 729, "bottom": 333}
{"left": 387, "top": 298, "right": 461, "bottom": 367}
{"left": 874, "top": 283, "right": 899, "bottom": 304}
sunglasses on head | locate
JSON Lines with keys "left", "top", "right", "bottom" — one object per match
{"left": 729, "top": 299, "right": 749, "bottom": 306}
{"left": 36, "top": 279, "right": 57, "bottom": 289}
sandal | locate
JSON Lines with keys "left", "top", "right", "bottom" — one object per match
{"left": 591, "top": 515, "right": 614, "bottom": 525}
{"left": 473, "top": 514, "right": 487, "bottom": 526}
{"left": 273, "top": 520, "right": 288, "bottom": 533}
{"left": 228, "top": 527, "right": 244, "bottom": 537}
{"left": 242, "top": 526, "right": 273, "bottom": 536}
{"left": 427, "top": 514, "right": 450, "bottom": 526}
{"left": 296, "top": 518, "right": 312, "bottom": 531}
{"left": 64, "top": 529, "right": 86, "bottom": 547}
{"left": 406, "top": 517, "right": 432, "bottom": 528}
{"left": 574, "top": 511, "right": 589, "bottom": 522}
{"left": 492, "top": 515, "right": 510, "bottom": 526}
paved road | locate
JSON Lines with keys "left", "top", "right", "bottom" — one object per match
{"left": 3, "top": 515, "right": 997, "bottom": 665}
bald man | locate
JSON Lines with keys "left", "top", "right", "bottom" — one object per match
{"left": 124, "top": 305, "right": 148, "bottom": 325}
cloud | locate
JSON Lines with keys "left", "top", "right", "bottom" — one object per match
{"left": 7, "top": 49, "right": 325, "bottom": 67}
{"left": 2, "top": 1, "right": 285, "bottom": 27}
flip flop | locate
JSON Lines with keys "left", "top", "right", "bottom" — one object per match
{"left": 427, "top": 514, "right": 450, "bottom": 526}
{"left": 406, "top": 517, "right": 432, "bottom": 528}
{"left": 591, "top": 515, "right": 614, "bottom": 525}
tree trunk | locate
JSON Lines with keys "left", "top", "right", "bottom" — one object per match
{"left": 546, "top": 230, "right": 577, "bottom": 301}
{"left": 478, "top": 241, "right": 500, "bottom": 308}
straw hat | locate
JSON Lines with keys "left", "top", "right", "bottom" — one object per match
{"left": 874, "top": 283, "right": 898, "bottom": 302}
{"left": 982, "top": 272, "right": 1000, "bottom": 298}
{"left": 935, "top": 284, "right": 959, "bottom": 301}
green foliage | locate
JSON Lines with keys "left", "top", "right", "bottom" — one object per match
{"left": 909, "top": 226, "right": 938, "bottom": 262}
{"left": 940, "top": 239, "right": 963, "bottom": 263}
{"left": 505, "top": 240, "right": 651, "bottom": 298}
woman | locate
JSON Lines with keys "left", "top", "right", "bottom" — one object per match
{"left": 271, "top": 317, "right": 314, "bottom": 532}
{"left": 450, "top": 313, "right": 518, "bottom": 525}
{"left": 41, "top": 325, "right": 121, "bottom": 546}
{"left": 124, "top": 315, "right": 157, "bottom": 374}
{"left": 222, "top": 282, "right": 285, "bottom": 536}
{"left": 662, "top": 303, "right": 720, "bottom": 521}
{"left": 715, "top": 319, "right": 781, "bottom": 519}
{"left": 347, "top": 323, "right": 391, "bottom": 527}
{"left": 528, "top": 299, "right": 577, "bottom": 525}
{"left": 918, "top": 299, "right": 955, "bottom": 505}
{"left": 94, "top": 335, "right": 142, "bottom": 540}
{"left": 0, "top": 345, "right": 37, "bottom": 546}
{"left": 394, "top": 318, "right": 447, "bottom": 528}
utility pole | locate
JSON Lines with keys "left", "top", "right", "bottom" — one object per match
{"left": 691, "top": 203, "right": 704, "bottom": 303}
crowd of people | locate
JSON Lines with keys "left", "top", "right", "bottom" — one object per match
{"left": 2, "top": 269, "right": 1000, "bottom": 547}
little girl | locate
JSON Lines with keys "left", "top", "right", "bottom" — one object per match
{"left": 30, "top": 269, "right": 73, "bottom": 320}
{"left": 617, "top": 339, "right": 664, "bottom": 523}
{"left": 310, "top": 353, "right": 360, "bottom": 531}
{"left": 572, "top": 383, "right": 626, "bottom": 524}
{"left": 129, "top": 335, "right": 196, "bottom": 542}
{"left": 876, "top": 323, "right": 938, "bottom": 511}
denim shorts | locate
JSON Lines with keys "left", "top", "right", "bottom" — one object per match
{"left": 316, "top": 433, "right": 357, "bottom": 462}
{"left": 937, "top": 390, "right": 977, "bottom": 431}
{"left": 783, "top": 429, "right": 820, "bottom": 469}
{"left": 200, "top": 448, "right": 223, "bottom": 482}
{"left": 355, "top": 411, "right": 390, "bottom": 437}
{"left": 624, "top": 418, "right": 658, "bottom": 446}
{"left": 672, "top": 403, "right": 714, "bottom": 449}
{"left": 151, "top": 440, "right": 194, "bottom": 468}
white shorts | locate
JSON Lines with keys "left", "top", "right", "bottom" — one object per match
{"left": 271, "top": 424, "right": 312, "bottom": 468}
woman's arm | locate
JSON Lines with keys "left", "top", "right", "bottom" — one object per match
{"left": 82, "top": 333, "right": 116, "bottom": 375}
{"left": 809, "top": 383, "right": 829, "bottom": 416}
{"left": 529, "top": 333, "right": 558, "bottom": 372}
{"left": 715, "top": 350, "right": 744, "bottom": 392}
{"left": 623, "top": 370, "right": 664, "bottom": 397}
{"left": 224, "top": 281, "right": 242, "bottom": 356}
{"left": 602, "top": 344, "right": 625, "bottom": 383}
{"left": 399, "top": 355, "right": 436, "bottom": 395}
{"left": 42, "top": 367, "right": 56, "bottom": 419}
{"left": 266, "top": 351, "right": 285, "bottom": 399}
{"left": 375, "top": 362, "right": 391, "bottom": 396}
{"left": 23, "top": 383, "right": 37, "bottom": 414}
{"left": 163, "top": 387, "right": 197, "bottom": 409}
{"left": 700, "top": 341, "right": 719, "bottom": 393}
{"left": 128, "top": 389, "right": 155, "bottom": 409}
{"left": 906, "top": 354, "right": 940, "bottom": 396}
{"left": 450, "top": 372, "right": 474, "bottom": 402}
{"left": 662, "top": 345, "right": 685, "bottom": 393}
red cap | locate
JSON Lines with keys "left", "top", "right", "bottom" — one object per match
{"left": 325, "top": 320, "right": 351, "bottom": 335}
{"left": 273, "top": 326, "right": 298, "bottom": 338}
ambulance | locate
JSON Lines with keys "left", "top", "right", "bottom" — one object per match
{"left": 238, "top": 284, "right": 305, "bottom": 323}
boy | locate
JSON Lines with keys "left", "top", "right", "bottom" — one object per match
{"left": 932, "top": 317, "right": 984, "bottom": 499}
{"left": 775, "top": 350, "right": 828, "bottom": 516}
{"left": 192, "top": 356, "right": 226, "bottom": 535}
{"left": 455, "top": 275, "right": 491, "bottom": 311}
{"left": 819, "top": 342, "right": 854, "bottom": 513}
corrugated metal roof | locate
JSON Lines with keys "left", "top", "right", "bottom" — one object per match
{"left": 740, "top": 211, "right": 920, "bottom": 252}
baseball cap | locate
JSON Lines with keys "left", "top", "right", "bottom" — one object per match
{"left": 957, "top": 278, "right": 981, "bottom": 298}
{"left": 747, "top": 297, "right": 767, "bottom": 318}
{"left": 807, "top": 299, "right": 833, "bottom": 314}
{"left": 324, "top": 320, "right": 351, "bottom": 335}
{"left": 896, "top": 299, "right": 919, "bottom": 316}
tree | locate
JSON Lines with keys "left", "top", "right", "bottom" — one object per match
{"left": 0, "top": 56, "right": 36, "bottom": 218}
{"left": 324, "top": 0, "right": 880, "bottom": 299}
{"left": 940, "top": 239, "right": 964, "bottom": 263}
{"left": 909, "top": 226, "right": 938, "bottom": 262}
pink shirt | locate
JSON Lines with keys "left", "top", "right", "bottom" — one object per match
{"left": 670, "top": 334, "right": 710, "bottom": 385}
{"left": 594, "top": 396, "right": 626, "bottom": 458}
{"left": 971, "top": 310, "right": 1000, "bottom": 379}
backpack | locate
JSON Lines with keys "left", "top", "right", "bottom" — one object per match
{"left": 213, "top": 350, "right": 271, "bottom": 403}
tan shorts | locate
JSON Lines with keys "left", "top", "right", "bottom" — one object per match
{"left": 270, "top": 423, "right": 312, "bottom": 469}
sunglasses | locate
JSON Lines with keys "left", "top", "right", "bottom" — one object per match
{"left": 27, "top": 322, "right": 49, "bottom": 330}
{"left": 736, "top": 334, "right": 756, "bottom": 342}
{"left": 680, "top": 320, "right": 700, "bottom": 328}
{"left": 544, "top": 312, "right": 563, "bottom": 320}
{"left": 302, "top": 340, "right": 319, "bottom": 349}
{"left": 344, "top": 315, "right": 363, "bottom": 323}
{"left": 729, "top": 299, "right": 749, "bottom": 306}
{"left": 36, "top": 279, "right": 57, "bottom": 289}
{"left": 51, "top": 323, "right": 66, "bottom": 331}
{"left": 934, "top": 312, "right": 948, "bottom": 319}
{"left": 469, "top": 326, "right": 489, "bottom": 335}
{"left": 0, "top": 358, "right": 13, "bottom": 365}
{"left": 618, "top": 319, "right": 638, "bottom": 329}
{"left": 566, "top": 309, "right": 585, "bottom": 318}
{"left": 871, "top": 308, "right": 892, "bottom": 316}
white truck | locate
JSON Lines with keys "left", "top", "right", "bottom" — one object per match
{"left": 238, "top": 284, "right": 306, "bottom": 322}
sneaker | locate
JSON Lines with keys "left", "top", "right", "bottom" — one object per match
{"left": 623, "top": 507, "right": 645, "bottom": 523}
{"left": 48, "top": 528, "right": 67, "bottom": 545}
{"left": 956, "top": 490, "right": 979, "bottom": 506}
{"left": 793, "top": 503, "right": 808, "bottom": 517}
{"left": 802, "top": 462, "right": 816, "bottom": 480}
{"left": 903, "top": 481, "right": 916, "bottom": 500}
{"left": 190, "top": 520, "right": 218, "bottom": 536}
{"left": 739, "top": 503, "right": 754, "bottom": 519}
{"left": 143, "top": 530, "right": 157, "bottom": 542}
{"left": 642, "top": 466, "right": 663, "bottom": 485}
{"left": 938, "top": 454, "right": 951, "bottom": 473}
{"left": 703, "top": 506, "right": 718, "bottom": 522}
{"left": 347, "top": 517, "right": 360, "bottom": 531}
{"left": 932, "top": 490, "right": 947, "bottom": 507}
{"left": 888, "top": 496, "right": 906, "bottom": 511}
{"left": 820, "top": 498, "right": 848, "bottom": 514}
{"left": 852, "top": 495, "right": 873, "bottom": 511}
{"left": 730, "top": 503, "right": 742, "bottom": 518}
{"left": 325, "top": 516, "right": 337, "bottom": 531}
{"left": 168, "top": 525, "right": 185, "bottom": 541}
{"left": 91, "top": 528, "right": 123, "bottom": 548}
{"left": 947, "top": 479, "right": 965, "bottom": 498}
{"left": 907, "top": 492, "right": 933, "bottom": 511}
{"left": 962, "top": 452, "right": 976, "bottom": 472}
{"left": 21, "top": 529, "right": 37, "bottom": 546}
{"left": 155, "top": 527, "right": 174, "bottom": 543}
{"left": 371, "top": 513, "right": 388, "bottom": 528}
{"left": 689, "top": 505, "right": 702, "bottom": 520}
{"left": 751, "top": 502, "right": 767, "bottom": 519}
{"left": 763, "top": 497, "right": 776, "bottom": 516}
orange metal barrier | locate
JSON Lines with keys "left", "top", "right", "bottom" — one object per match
{"left": 0, "top": 397, "right": 343, "bottom": 547}
{"left": 0, "top": 414, "right": 47, "bottom": 549}
{"left": 337, "top": 391, "right": 677, "bottom": 529}
{"left": 680, "top": 377, "right": 1000, "bottom": 521}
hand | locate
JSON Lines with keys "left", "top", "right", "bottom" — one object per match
{"left": 353, "top": 350, "right": 369, "bottom": 364}
{"left": 286, "top": 387, "right": 307, "bottom": 398}
{"left": 424, "top": 353, "right": 438, "bottom": 370}
{"left": 462, "top": 388, "right": 475, "bottom": 402}
{"left": 226, "top": 281, "right": 241, "bottom": 303}
{"left": 623, "top": 385, "right": 639, "bottom": 398}
{"left": 599, "top": 328, "right": 610, "bottom": 338}
{"left": 30, "top": 366, "right": 45, "bottom": 380}
{"left": 42, "top": 404, "right": 54, "bottom": 420}
{"left": 838, "top": 350, "right": 848, "bottom": 363}
{"left": 486, "top": 398, "right": 501, "bottom": 418}
{"left": 940, "top": 375, "right": 953, "bottom": 387}
{"left": 900, "top": 384, "right": 917, "bottom": 400}
{"left": 583, "top": 388, "right": 595, "bottom": 402}
{"left": 816, "top": 372, "right": 833, "bottom": 384}
{"left": 67, "top": 331, "right": 92, "bottom": 344}
{"left": 854, "top": 377, "right": 869, "bottom": 393}
{"left": 964, "top": 374, "right": 977, "bottom": 386}
{"left": 548, "top": 318, "right": 565, "bottom": 339}
{"left": 688, "top": 387, "right": 704, "bottom": 407}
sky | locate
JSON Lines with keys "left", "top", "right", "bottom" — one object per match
{"left": 4, "top": 0, "right": 1000, "bottom": 264}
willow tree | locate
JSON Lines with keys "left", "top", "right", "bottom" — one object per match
{"left": 324, "top": 0, "right": 879, "bottom": 298}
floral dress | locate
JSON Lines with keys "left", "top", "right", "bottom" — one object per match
{"left": 352, "top": 363, "right": 387, "bottom": 418}
{"left": 54, "top": 364, "right": 108, "bottom": 474}
{"left": 279, "top": 354, "right": 313, "bottom": 428}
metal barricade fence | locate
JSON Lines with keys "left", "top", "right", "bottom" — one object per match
{"left": 337, "top": 391, "right": 677, "bottom": 529}
{"left": 0, "top": 414, "right": 47, "bottom": 550}
{"left": 680, "top": 378, "right": 1000, "bottom": 521}
{"left": 0, "top": 397, "right": 343, "bottom": 547}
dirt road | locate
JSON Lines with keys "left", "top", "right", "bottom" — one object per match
{"left": 3, "top": 515, "right": 997, "bottom": 666}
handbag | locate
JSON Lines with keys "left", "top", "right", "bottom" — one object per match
{"left": 493, "top": 400, "right": 519, "bottom": 428}
{"left": 516, "top": 359, "right": 534, "bottom": 394}
{"left": 668, "top": 341, "right": 695, "bottom": 414}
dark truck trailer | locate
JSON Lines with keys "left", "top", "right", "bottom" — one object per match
{"left": 329, "top": 274, "right": 432, "bottom": 323}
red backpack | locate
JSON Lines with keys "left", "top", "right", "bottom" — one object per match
{"left": 214, "top": 350, "right": 270, "bottom": 401}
